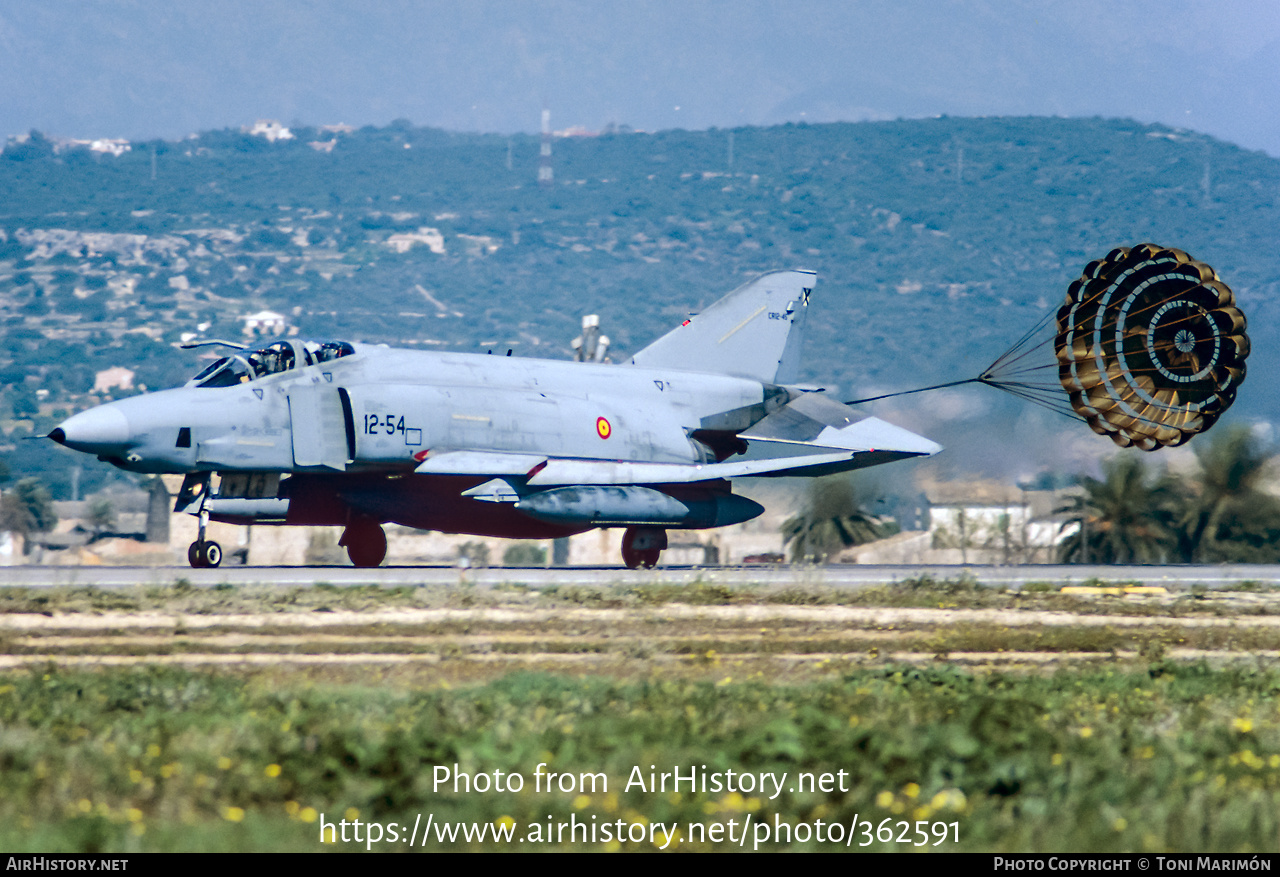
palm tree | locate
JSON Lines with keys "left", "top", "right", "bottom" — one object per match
{"left": 1175, "top": 425, "right": 1280, "bottom": 562}
{"left": 1057, "top": 454, "right": 1178, "bottom": 564}
{"left": 782, "top": 475, "right": 888, "bottom": 563}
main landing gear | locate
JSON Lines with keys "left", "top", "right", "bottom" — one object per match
{"left": 341, "top": 520, "right": 387, "bottom": 568}
{"left": 621, "top": 526, "right": 667, "bottom": 569}
{"left": 188, "top": 509, "right": 222, "bottom": 568}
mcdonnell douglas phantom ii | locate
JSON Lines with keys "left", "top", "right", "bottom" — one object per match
{"left": 49, "top": 270, "right": 939, "bottom": 568}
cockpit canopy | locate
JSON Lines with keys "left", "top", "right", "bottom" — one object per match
{"left": 187, "top": 340, "right": 355, "bottom": 388}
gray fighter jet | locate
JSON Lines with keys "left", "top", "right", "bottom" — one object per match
{"left": 49, "top": 270, "right": 939, "bottom": 568}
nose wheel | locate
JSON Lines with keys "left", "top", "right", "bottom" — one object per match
{"left": 621, "top": 526, "right": 666, "bottom": 569}
{"left": 187, "top": 503, "right": 223, "bottom": 567}
{"left": 341, "top": 521, "right": 387, "bottom": 568}
{"left": 187, "top": 540, "right": 222, "bottom": 568}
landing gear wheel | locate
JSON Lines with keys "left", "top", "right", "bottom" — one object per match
{"left": 203, "top": 541, "right": 222, "bottom": 568}
{"left": 342, "top": 521, "right": 387, "bottom": 568}
{"left": 621, "top": 527, "right": 667, "bottom": 569}
{"left": 187, "top": 540, "right": 222, "bottom": 568}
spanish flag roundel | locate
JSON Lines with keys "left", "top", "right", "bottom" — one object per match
{"left": 596, "top": 417, "right": 612, "bottom": 439}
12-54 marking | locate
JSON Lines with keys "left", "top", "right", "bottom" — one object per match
{"left": 364, "top": 414, "right": 406, "bottom": 436}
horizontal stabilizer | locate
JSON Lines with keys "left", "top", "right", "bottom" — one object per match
{"left": 740, "top": 395, "right": 942, "bottom": 456}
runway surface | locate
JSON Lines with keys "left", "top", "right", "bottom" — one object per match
{"left": 2, "top": 563, "right": 1279, "bottom": 589}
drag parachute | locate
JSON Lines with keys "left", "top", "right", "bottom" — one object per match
{"left": 1053, "top": 244, "right": 1248, "bottom": 450}
{"left": 848, "top": 243, "right": 1249, "bottom": 452}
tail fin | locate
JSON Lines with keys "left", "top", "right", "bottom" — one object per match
{"left": 629, "top": 270, "right": 815, "bottom": 383}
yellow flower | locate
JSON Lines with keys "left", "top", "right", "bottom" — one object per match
{"left": 223, "top": 806, "right": 245, "bottom": 823}
{"left": 264, "top": 763, "right": 282, "bottom": 778}
{"left": 875, "top": 791, "right": 895, "bottom": 808}
{"left": 300, "top": 807, "right": 318, "bottom": 823}
{"left": 1233, "top": 717, "right": 1254, "bottom": 733}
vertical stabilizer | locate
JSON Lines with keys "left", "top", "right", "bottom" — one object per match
{"left": 630, "top": 270, "right": 815, "bottom": 383}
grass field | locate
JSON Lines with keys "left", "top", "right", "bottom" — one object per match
{"left": 3, "top": 577, "right": 1280, "bottom": 852}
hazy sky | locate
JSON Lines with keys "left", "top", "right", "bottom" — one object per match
{"left": 1, "top": 0, "right": 1277, "bottom": 155}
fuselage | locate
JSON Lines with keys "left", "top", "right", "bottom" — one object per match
{"left": 54, "top": 341, "right": 781, "bottom": 475}
{"left": 50, "top": 340, "right": 780, "bottom": 536}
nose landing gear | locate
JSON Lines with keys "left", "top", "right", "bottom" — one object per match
{"left": 621, "top": 526, "right": 667, "bottom": 569}
{"left": 341, "top": 520, "right": 387, "bottom": 568}
{"left": 187, "top": 540, "right": 223, "bottom": 568}
{"left": 187, "top": 507, "right": 222, "bottom": 568}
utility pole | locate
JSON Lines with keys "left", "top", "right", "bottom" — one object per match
{"left": 538, "top": 108, "right": 553, "bottom": 187}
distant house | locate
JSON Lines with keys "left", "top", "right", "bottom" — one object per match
{"left": 456, "top": 233, "right": 500, "bottom": 256}
{"left": 55, "top": 138, "right": 131, "bottom": 157}
{"left": 242, "top": 310, "right": 288, "bottom": 337}
{"left": 245, "top": 120, "right": 294, "bottom": 143}
{"left": 89, "top": 139, "right": 131, "bottom": 157}
{"left": 837, "top": 479, "right": 1078, "bottom": 565}
{"left": 385, "top": 228, "right": 446, "bottom": 255}
{"left": 924, "top": 479, "right": 1076, "bottom": 564}
{"left": 93, "top": 366, "right": 135, "bottom": 394}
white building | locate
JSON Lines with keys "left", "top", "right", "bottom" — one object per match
{"left": 242, "top": 310, "right": 288, "bottom": 337}
{"left": 92, "top": 366, "right": 135, "bottom": 394}
{"left": 245, "top": 120, "right": 294, "bottom": 142}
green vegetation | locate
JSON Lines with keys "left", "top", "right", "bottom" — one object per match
{"left": 502, "top": 541, "right": 548, "bottom": 567}
{"left": 0, "top": 476, "right": 57, "bottom": 539}
{"left": 782, "top": 475, "right": 890, "bottom": 562}
{"left": 3, "top": 578, "right": 1280, "bottom": 852}
{"left": 1060, "top": 426, "right": 1280, "bottom": 563}
{"left": 2, "top": 662, "right": 1279, "bottom": 852}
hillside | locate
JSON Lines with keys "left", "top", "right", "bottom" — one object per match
{"left": 2, "top": 117, "right": 1277, "bottom": 497}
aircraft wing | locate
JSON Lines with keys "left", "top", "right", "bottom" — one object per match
{"left": 417, "top": 394, "right": 939, "bottom": 487}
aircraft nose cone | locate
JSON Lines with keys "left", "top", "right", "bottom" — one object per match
{"left": 52, "top": 406, "right": 131, "bottom": 453}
